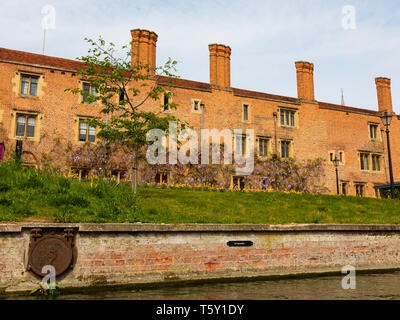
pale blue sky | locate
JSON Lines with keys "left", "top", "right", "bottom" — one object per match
{"left": 1, "top": 0, "right": 399, "bottom": 113}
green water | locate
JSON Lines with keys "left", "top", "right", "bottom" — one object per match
{"left": 6, "top": 271, "right": 400, "bottom": 300}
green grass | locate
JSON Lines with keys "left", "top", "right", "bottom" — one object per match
{"left": 1, "top": 161, "right": 400, "bottom": 224}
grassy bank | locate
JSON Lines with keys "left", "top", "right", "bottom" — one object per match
{"left": 0, "top": 161, "right": 399, "bottom": 224}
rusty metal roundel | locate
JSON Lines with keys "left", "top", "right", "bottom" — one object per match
{"left": 29, "top": 233, "right": 73, "bottom": 277}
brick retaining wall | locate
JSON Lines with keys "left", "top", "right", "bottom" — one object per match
{"left": 1, "top": 223, "right": 400, "bottom": 293}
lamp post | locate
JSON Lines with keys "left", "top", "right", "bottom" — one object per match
{"left": 333, "top": 155, "right": 340, "bottom": 195}
{"left": 380, "top": 111, "right": 395, "bottom": 199}
{"left": 200, "top": 103, "right": 205, "bottom": 191}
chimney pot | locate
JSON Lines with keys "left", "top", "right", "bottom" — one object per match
{"left": 130, "top": 29, "right": 158, "bottom": 76}
{"left": 375, "top": 77, "right": 393, "bottom": 114}
{"left": 209, "top": 44, "right": 231, "bottom": 88}
{"left": 295, "top": 61, "right": 315, "bottom": 101}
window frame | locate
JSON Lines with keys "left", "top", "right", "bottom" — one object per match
{"left": 258, "top": 137, "right": 270, "bottom": 157}
{"left": 20, "top": 74, "right": 39, "bottom": 97}
{"left": 191, "top": 98, "right": 202, "bottom": 114}
{"left": 355, "top": 183, "right": 366, "bottom": 197}
{"left": 280, "top": 140, "right": 292, "bottom": 158}
{"left": 340, "top": 181, "right": 349, "bottom": 196}
{"left": 81, "top": 81, "right": 97, "bottom": 103}
{"left": 78, "top": 119, "right": 96, "bottom": 143}
{"left": 235, "top": 134, "right": 247, "bottom": 156}
{"left": 371, "top": 154, "right": 382, "bottom": 172}
{"left": 360, "top": 153, "right": 370, "bottom": 171}
{"left": 231, "top": 175, "right": 245, "bottom": 190}
{"left": 15, "top": 114, "right": 37, "bottom": 138}
{"left": 368, "top": 123, "right": 380, "bottom": 141}
{"left": 241, "top": 103, "right": 251, "bottom": 123}
{"left": 155, "top": 172, "right": 169, "bottom": 185}
{"left": 278, "top": 107, "right": 298, "bottom": 128}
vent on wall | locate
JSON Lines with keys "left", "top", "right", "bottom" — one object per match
{"left": 227, "top": 241, "right": 253, "bottom": 247}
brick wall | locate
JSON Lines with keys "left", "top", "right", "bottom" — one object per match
{"left": 2, "top": 223, "right": 400, "bottom": 293}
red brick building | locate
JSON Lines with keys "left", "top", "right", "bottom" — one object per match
{"left": 0, "top": 28, "right": 398, "bottom": 197}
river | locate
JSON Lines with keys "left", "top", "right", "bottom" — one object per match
{"left": 5, "top": 271, "right": 400, "bottom": 300}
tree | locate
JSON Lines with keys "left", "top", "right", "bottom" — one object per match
{"left": 66, "top": 36, "right": 183, "bottom": 194}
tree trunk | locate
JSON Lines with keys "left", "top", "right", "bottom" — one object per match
{"left": 131, "top": 147, "right": 138, "bottom": 195}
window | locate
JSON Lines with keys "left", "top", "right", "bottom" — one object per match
{"left": 21, "top": 74, "right": 38, "bottom": 96}
{"left": 232, "top": 176, "right": 245, "bottom": 190}
{"left": 194, "top": 100, "right": 199, "bottom": 111}
{"left": 70, "top": 168, "right": 89, "bottom": 181}
{"left": 79, "top": 120, "right": 96, "bottom": 142}
{"left": 82, "top": 82, "right": 97, "bottom": 102}
{"left": 369, "top": 124, "right": 379, "bottom": 140}
{"left": 372, "top": 154, "right": 381, "bottom": 172}
{"left": 360, "top": 153, "right": 369, "bottom": 171}
{"left": 258, "top": 138, "right": 269, "bottom": 156}
{"left": 243, "top": 104, "right": 249, "bottom": 121}
{"left": 119, "top": 90, "right": 125, "bottom": 104}
{"left": 110, "top": 170, "right": 128, "bottom": 183}
{"left": 355, "top": 184, "right": 366, "bottom": 197}
{"left": 155, "top": 173, "right": 168, "bottom": 184}
{"left": 163, "top": 93, "right": 169, "bottom": 111}
{"left": 16, "top": 114, "right": 36, "bottom": 138}
{"left": 281, "top": 141, "right": 291, "bottom": 158}
{"left": 340, "top": 182, "right": 349, "bottom": 196}
{"left": 235, "top": 135, "right": 247, "bottom": 155}
{"left": 280, "top": 109, "right": 296, "bottom": 127}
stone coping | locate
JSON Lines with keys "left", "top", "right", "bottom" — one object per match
{"left": 1, "top": 223, "right": 400, "bottom": 233}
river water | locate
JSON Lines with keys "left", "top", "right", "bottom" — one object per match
{"left": 7, "top": 271, "right": 400, "bottom": 300}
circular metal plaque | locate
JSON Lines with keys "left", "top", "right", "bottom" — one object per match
{"left": 29, "top": 234, "right": 73, "bottom": 277}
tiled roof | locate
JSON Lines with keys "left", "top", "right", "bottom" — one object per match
{"left": 0, "top": 47, "right": 85, "bottom": 71}
{"left": 232, "top": 87, "right": 299, "bottom": 103}
{"left": 156, "top": 75, "right": 211, "bottom": 91}
{"left": 0, "top": 47, "right": 382, "bottom": 115}
{"left": 318, "top": 101, "right": 380, "bottom": 115}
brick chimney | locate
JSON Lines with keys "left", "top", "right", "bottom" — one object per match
{"left": 295, "top": 61, "right": 315, "bottom": 101}
{"left": 209, "top": 44, "right": 231, "bottom": 88}
{"left": 375, "top": 77, "right": 393, "bottom": 114}
{"left": 131, "top": 29, "right": 158, "bottom": 75}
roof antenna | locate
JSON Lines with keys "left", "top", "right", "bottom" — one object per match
{"left": 41, "top": 5, "right": 56, "bottom": 55}
{"left": 340, "top": 88, "right": 345, "bottom": 106}
{"left": 42, "top": 29, "right": 46, "bottom": 55}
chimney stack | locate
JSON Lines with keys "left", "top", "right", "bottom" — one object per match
{"left": 131, "top": 29, "right": 158, "bottom": 76}
{"left": 209, "top": 44, "right": 231, "bottom": 88}
{"left": 295, "top": 61, "right": 315, "bottom": 101}
{"left": 375, "top": 77, "right": 393, "bottom": 114}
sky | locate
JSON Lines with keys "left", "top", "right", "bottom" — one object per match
{"left": 1, "top": 0, "right": 399, "bottom": 113}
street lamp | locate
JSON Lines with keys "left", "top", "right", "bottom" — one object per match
{"left": 333, "top": 155, "right": 340, "bottom": 195}
{"left": 200, "top": 103, "right": 205, "bottom": 191}
{"left": 380, "top": 110, "right": 395, "bottom": 199}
